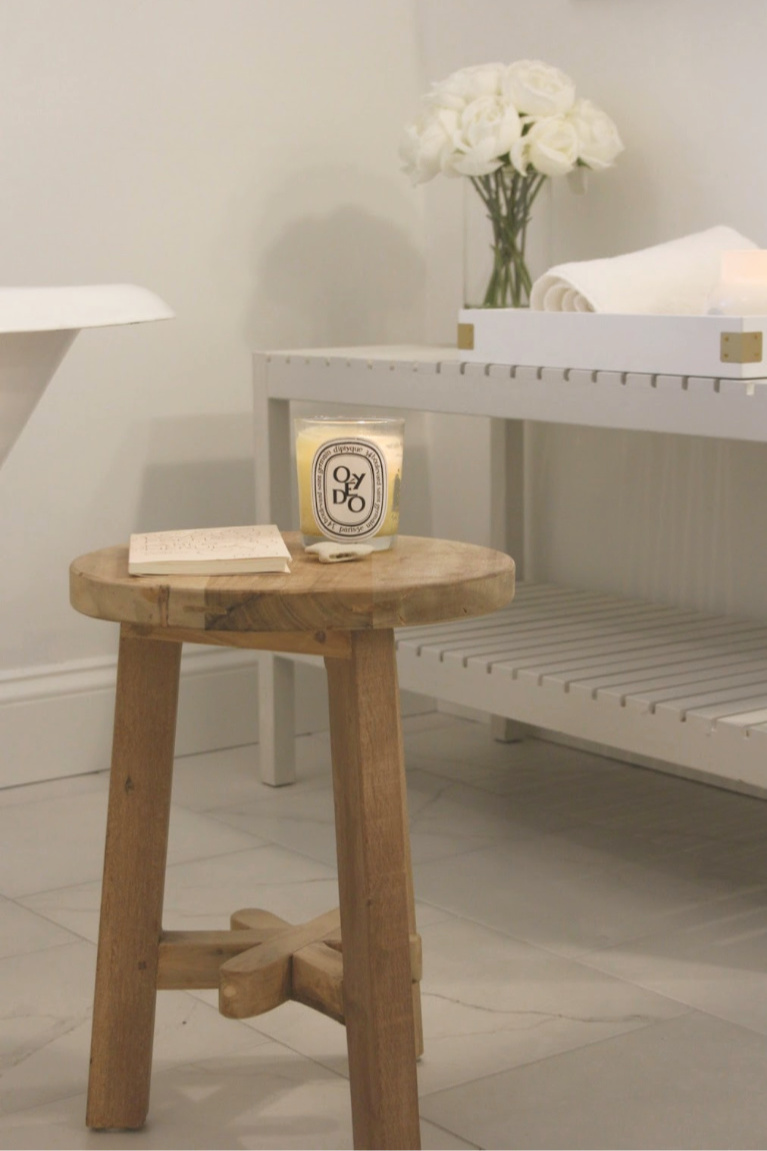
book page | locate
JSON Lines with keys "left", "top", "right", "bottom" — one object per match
{"left": 129, "top": 524, "right": 291, "bottom": 568}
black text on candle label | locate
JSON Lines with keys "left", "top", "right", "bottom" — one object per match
{"left": 311, "top": 438, "right": 387, "bottom": 540}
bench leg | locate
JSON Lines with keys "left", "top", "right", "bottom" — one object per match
{"left": 258, "top": 652, "right": 296, "bottom": 786}
{"left": 86, "top": 628, "right": 181, "bottom": 1129}
{"left": 326, "top": 630, "right": 421, "bottom": 1151}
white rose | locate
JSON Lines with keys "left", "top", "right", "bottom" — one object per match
{"left": 509, "top": 134, "right": 530, "bottom": 174}
{"left": 428, "top": 62, "right": 505, "bottom": 112}
{"left": 399, "top": 106, "right": 458, "bottom": 184}
{"left": 568, "top": 97, "right": 624, "bottom": 170}
{"left": 514, "top": 116, "right": 579, "bottom": 177}
{"left": 444, "top": 94, "right": 522, "bottom": 178}
{"left": 503, "top": 59, "right": 576, "bottom": 116}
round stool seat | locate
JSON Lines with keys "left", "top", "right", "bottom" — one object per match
{"left": 70, "top": 532, "right": 515, "bottom": 634}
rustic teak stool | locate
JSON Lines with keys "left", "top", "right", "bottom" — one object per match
{"left": 70, "top": 533, "right": 515, "bottom": 1150}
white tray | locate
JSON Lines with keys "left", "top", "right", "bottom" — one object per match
{"left": 458, "top": 309, "right": 767, "bottom": 380}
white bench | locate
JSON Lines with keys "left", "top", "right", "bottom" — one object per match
{"left": 253, "top": 345, "right": 767, "bottom": 791}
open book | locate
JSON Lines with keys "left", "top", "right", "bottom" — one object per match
{"left": 128, "top": 524, "right": 291, "bottom": 575}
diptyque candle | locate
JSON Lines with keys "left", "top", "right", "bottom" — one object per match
{"left": 295, "top": 417, "right": 404, "bottom": 550}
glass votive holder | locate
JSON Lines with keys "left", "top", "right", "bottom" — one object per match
{"left": 295, "top": 416, "right": 404, "bottom": 551}
{"left": 706, "top": 249, "right": 767, "bottom": 315}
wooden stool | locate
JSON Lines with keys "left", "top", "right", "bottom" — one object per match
{"left": 70, "top": 533, "right": 515, "bottom": 1150}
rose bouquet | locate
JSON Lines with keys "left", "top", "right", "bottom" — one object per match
{"left": 400, "top": 60, "right": 623, "bottom": 308}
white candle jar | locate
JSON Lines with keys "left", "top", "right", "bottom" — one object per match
{"left": 294, "top": 417, "right": 404, "bottom": 551}
{"left": 706, "top": 250, "right": 767, "bottom": 316}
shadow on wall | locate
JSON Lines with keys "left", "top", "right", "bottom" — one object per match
{"left": 241, "top": 167, "right": 433, "bottom": 538}
{"left": 98, "top": 414, "right": 257, "bottom": 541}
{"left": 134, "top": 456, "right": 256, "bottom": 534}
{"left": 545, "top": 114, "right": 737, "bottom": 266}
{"left": 247, "top": 170, "right": 426, "bottom": 349}
{"left": 124, "top": 409, "right": 433, "bottom": 541}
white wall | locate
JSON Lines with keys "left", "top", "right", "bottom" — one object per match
{"left": 12, "top": 1, "right": 763, "bottom": 787}
{"left": 417, "top": 0, "right": 767, "bottom": 619}
{"left": 0, "top": 0, "right": 428, "bottom": 785}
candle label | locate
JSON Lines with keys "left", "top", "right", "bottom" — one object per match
{"left": 311, "top": 437, "right": 388, "bottom": 541}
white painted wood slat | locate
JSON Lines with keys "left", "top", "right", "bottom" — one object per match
{"left": 484, "top": 619, "right": 763, "bottom": 676}
{"left": 567, "top": 647, "right": 767, "bottom": 697}
{"left": 509, "top": 633, "right": 767, "bottom": 684}
{"left": 592, "top": 659, "right": 767, "bottom": 711}
{"left": 394, "top": 582, "right": 767, "bottom": 790}
{"left": 415, "top": 603, "right": 690, "bottom": 663}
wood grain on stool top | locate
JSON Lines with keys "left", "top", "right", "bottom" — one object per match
{"left": 70, "top": 533, "right": 515, "bottom": 633}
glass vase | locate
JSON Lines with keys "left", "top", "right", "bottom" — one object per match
{"left": 463, "top": 167, "right": 548, "bottom": 309}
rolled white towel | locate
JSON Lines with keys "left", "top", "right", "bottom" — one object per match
{"left": 530, "top": 226, "right": 757, "bottom": 314}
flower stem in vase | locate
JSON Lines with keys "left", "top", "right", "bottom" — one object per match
{"left": 470, "top": 169, "right": 547, "bottom": 309}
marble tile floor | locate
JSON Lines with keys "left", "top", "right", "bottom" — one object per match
{"left": 2, "top": 713, "right": 767, "bottom": 1148}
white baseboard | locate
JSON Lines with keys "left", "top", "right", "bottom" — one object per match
{"left": 0, "top": 647, "right": 434, "bottom": 790}
{"left": 0, "top": 646, "right": 259, "bottom": 789}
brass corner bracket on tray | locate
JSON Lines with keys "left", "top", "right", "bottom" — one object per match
{"left": 721, "top": 330, "right": 763, "bottom": 364}
{"left": 457, "top": 322, "right": 475, "bottom": 351}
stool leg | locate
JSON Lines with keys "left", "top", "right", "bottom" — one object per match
{"left": 325, "top": 630, "right": 421, "bottom": 1151}
{"left": 86, "top": 628, "right": 182, "bottom": 1130}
